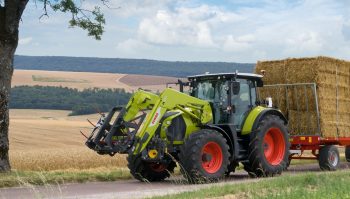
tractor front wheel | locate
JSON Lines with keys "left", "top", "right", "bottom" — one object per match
{"left": 127, "top": 153, "right": 176, "bottom": 182}
{"left": 244, "top": 115, "right": 289, "bottom": 177}
{"left": 179, "top": 129, "right": 230, "bottom": 183}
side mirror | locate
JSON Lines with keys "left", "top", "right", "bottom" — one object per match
{"left": 231, "top": 81, "right": 240, "bottom": 95}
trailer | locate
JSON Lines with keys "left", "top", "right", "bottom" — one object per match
{"left": 262, "top": 83, "right": 350, "bottom": 170}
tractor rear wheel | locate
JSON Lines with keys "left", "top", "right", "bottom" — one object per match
{"left": 179, "top": 129, "right": 230, "bottom": 183}
{"left": 244, "top": 115, "right": 289, "bottom": 177}
{"left": 127, "top": 153, "right": 176, "bottom": 182}
{"left": 319, "top": 145, "right": 339, "bottom": 171}
{"left": 346, "top": 146, "right": 350, "bottom": 162}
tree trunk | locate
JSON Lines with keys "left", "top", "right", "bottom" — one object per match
{"left": 0, "top": 0, "right": 28, "bottom": 172}
{"left": 0, "top": 42, "right": 15, "bottom": 171}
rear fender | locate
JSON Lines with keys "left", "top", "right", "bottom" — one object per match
{"left": 242, "top": 106, "right": 287, "bottom": 135}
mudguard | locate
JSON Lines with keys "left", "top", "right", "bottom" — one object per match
{"left": 241, "top": 106, "right": 287, "bottom": 135}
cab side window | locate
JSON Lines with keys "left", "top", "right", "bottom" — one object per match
{"left": 232, "top": 79, "right": 251, "bottom": 128}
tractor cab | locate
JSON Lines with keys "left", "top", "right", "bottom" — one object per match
{"left": 187, "top": 72, "right": 263, "bottom": 131}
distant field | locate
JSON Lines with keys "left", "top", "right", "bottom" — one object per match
{"left": 9, "top": 109, "right": 127, "bottom": 171}
{"left": 12, "top": 70, "right": 178, "bottom": 92}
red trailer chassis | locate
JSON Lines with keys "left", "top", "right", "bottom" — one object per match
{"left": 289, "top": 136, "right": 350, "bottom": 160}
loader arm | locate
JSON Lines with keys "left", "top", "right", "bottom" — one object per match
{"left": 85, "top": 88, "right": 213, "bottom": 156}
{"left": 132, "top": 88, "right": 213, "bottom": 155}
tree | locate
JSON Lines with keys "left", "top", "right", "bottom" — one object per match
{"left": 0, "top": 0, "right": 106, "bottom": 171}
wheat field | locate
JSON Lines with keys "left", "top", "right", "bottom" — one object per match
{"left": 9, "top": 70, "right": 179, "bottom": 172}
{"left": 12, "top": 70, "right": 177, "bottom": 92}
{"left": 9, "top": 109, "right": 127, "bottom": 171}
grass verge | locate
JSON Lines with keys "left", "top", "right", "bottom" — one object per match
{"left": 153, "top": 170, "right": 350, "bottom": 199}
{"left": 0, "top": 167, "right": 131, "bottom": 189}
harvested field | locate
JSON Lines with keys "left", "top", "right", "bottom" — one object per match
{"left": 13, "top": 70, "right": 128, "bottom": 91}
{"left": 119, "top": 74, "right": 178, "bottom": 86}
{"left": 9, "top": 109, "right": 127, "bottom": 171}
{"left": 12, "top": 70, "right": 178, "bottom": 92}
{"left": 256, "top": 56, "right": 350, "bottom": 137}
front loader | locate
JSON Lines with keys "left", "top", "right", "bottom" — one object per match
{"left": 85, "top": 72, "right": 290, "bottom": 183}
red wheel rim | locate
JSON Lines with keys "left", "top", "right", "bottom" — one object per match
{"left": 201, "top": 142, "right": 223, "bottom": 174}
{"left": 263, "top": 128, "right": 286, "bottom": 166}
{"left": 149, "top": 163, "right": 166, "bottom": 172}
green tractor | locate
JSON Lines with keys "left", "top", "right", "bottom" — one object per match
{"left": 85, "top": 72, "right": 289, "bottom": 183}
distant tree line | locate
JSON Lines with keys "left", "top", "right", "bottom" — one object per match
{"left": 10, "top": 86, "right": 132, "bottom": 115}
{"left": 14, "top": 55, "right": 255, "bottom": 77}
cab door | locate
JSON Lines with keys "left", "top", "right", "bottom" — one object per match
{"left": 231, "top": 79, "right": 257, "bottom": 130}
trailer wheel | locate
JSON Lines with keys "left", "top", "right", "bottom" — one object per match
{"left": 318, "top": 145, "right": 339, "bottom": 171}
{"left": 127, "top": 153, "right": 176, "bottom": 182}
{"left": 346, "top": 146, "right": 350, "bottom": 162}
{"left": 245, "top": 115, "right": 289, "bottom": 177}
{"left": 179, "top": 129, "right": 230, "bottom": 183}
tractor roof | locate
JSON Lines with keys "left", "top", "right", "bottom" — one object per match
{"left": 187, "top": 72, "right": 263, "bottom": 81}
{"left": 187, "top": 72, "right": 263, "bottom": 87}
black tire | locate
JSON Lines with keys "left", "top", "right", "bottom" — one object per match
{"left": 127, "top": 153, "right": 176, "bottom": 182}
{"left": 225, "top": 161, "right": 239, "bottom": 176}
{"left": 244, "top": 115, "right": 289, "bottom": 177}
{"left": 318, "top": 145, "right": 339, "bottom": 171}
{"left": 242, "top": 162, "right": 256, "bottom": 178}
{"left": 179, "top": 129, "right": 230, "bottom": 183}
{"left": 346, "top": 146, "right": 350, "bottom": 162}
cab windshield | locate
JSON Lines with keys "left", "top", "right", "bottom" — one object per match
{"left": 192, "top": 80, "right": 228, "bottom": 104}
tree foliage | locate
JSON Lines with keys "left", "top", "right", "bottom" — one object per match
{"left": 10, "top": 86, "right": 132, "bottom": 115}
{"left": 50, "top": 0, "right": 105, "bottom": 40}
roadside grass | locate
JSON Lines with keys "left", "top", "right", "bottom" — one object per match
{"left": 0, "top": 167, "right": 131, "bottom": 188}
{"left": 152, "top": 170, "right": 350, "bottom": 199}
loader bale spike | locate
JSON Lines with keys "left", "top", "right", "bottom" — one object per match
{"left": 87, "top": 119, "right": 96, "bottom": 127}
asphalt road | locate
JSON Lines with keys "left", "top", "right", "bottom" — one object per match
{"left": 1, "top": 163, "right": 349, "bottom": 199}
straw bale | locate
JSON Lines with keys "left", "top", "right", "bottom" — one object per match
{"left": 338, "top": 98, "right": 350, "bottom": 114}
{"left": 337, "top": 122, "right": 350, "bottom": 137}
{"left": 257, "top": 86, "right": 288, "bottom": 113}
{"left": 320, "top": 122, "right": 338, "bottom": 137}
{"left": 288, "top": 110, "right": 318, "bottom": 135}
{"left": 255, "top": 56, "right": 350, "bottom": 137}
{"left": 287, "top": 86, "right": 317, "bottom": 112}
{"left": 255, "top": 60, "right": 287, "bottom": 84}
{"left": 285, "top": 58, "right": 319, "bottom": 83}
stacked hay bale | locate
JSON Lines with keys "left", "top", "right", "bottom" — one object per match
{"left": 255, "top": 56, "right": 350, "bottom": 137}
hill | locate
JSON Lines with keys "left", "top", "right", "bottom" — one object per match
{"left": 14, "top": 55, "right": 255, "bottom": 77}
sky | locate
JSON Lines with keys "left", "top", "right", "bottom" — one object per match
{"left": 16, "top": 0, "right": 350, "bottom": 63}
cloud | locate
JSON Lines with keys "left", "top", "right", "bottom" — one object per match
{"left": 223, "top": 34, "right": 255, "bottom": 52}
{"left": 138, "top": 7, "right": 210, "bottom": 47}
{"left": 342, "top": 20, "right": 350, "bottom": 41}
{"left": 18, "top": 37, "right": 33, "bottom": 45}
{"left": 115, "top": 39, "right": 151, "bottom": 53}
{"left": 285, "top": 32, "right": 324, "bottom": 54}
{"left": 134, "top": 0, "right": 346, "bottom": 60}
{"left": 105, "top": 0, "right": 178, "bottom": 17}
{"left": 137, "top": 5, "right": 243, "bottom": 48}
{"left": 16, "top": 0, "right": 350, "bottom": 62}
